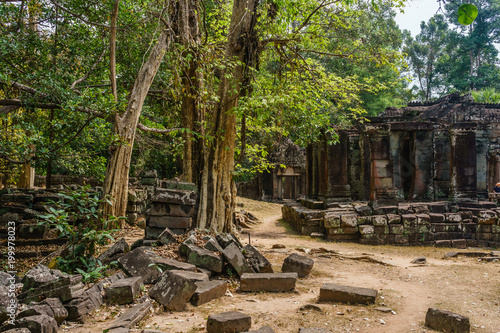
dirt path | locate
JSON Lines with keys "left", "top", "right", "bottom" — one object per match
{"left": 68, "top": 198, "right": 500, "bottom": 333}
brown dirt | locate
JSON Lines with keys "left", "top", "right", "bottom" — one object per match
{"left": 67, "top": 197, "right": 500, "bottom": 333}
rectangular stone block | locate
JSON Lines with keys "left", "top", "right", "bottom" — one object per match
{"left": 190, "top": 280, "right": 227, "bottom": 306}
{"left": 429, "top": 213, "right": 445, "bottom": 223}
{"left": 149, "top": 203, "right": 195, "bottom": 217}
{"left": 240, "top": 273, "right": 298, "bottom": 292}
{"left": 386, "top": 214, "right": 401, "bottom": 224}
{"left": 340, "top": 214, "right": 358, "bottom": 228}
{"left": 324, "top": 213, "right": 341, "bottom": 228}
{"left": 372, "top": 215, "right": 387, "bottom": 226}
{"left": 389, "top": 224, "right": 404, "bottom": 235}
{"left": 319, "top": 283, "right": 377, "bottom": 304}
{"left": 445, "top": 213, "right": 462, "bottom": 223}
{"left": 149, "top": 216, "right": 192, "bottom": 229}
{"left": 105, "top": 276, "right": 143, "bottom": 305}
{"left": 151, "top": 189, "right": 197, "bottom": 205}
{"left": 425, "top": 308, "right": 470, "bottom": 333}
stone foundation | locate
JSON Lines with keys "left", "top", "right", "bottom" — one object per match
{"left": 282, "top": 200, "right": 500, "bottom": 248}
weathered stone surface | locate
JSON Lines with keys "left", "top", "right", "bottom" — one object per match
{"left": 222, "top": 243, "right": 255, "bottom": 277}
{"left": 204, "top": 237, "right": 224, "bottom": 253}
{"left": 151, "top": 189, "right": 197, "bottom": 205}
{"left": 318, "top": 284, "right": 377, "bottom": 304}
{"left": 98, "top": 238, "right": 130, "bottom": 265}
{"left": 17, "top": 224, "right": 48, "bottom": 239}
{"left": 216, "top": 233, "right": 243, "bottom": 249}
{"left": 118, "top": 247, "right": 161, "bottom": 284}
{"left": 150, "top": 203, "right": 195, "bottom": 217}
{"left": 17, "top": 298, "right": 68, "bottom": 325}
{"left": 240, "top": 273, "right": 298, "bottom": 292}
{"left": 148, "top": 270, "right": 207, "bottom": 311}
{"left": 5, "top": 315, "right": 58, "bottom": 333}
{"left": 386, "top": 214, "right": 401, "bottom": 224}
{"left": 298, "top": 328, "right": 332, "bottom": 333}
{"left": 0, "top": 285, "right": 13, "bottom": 324}
{"left": 157, "top": 228, "right": 178, "bottom": 245}
{"left": 19, "top": 265, "right": 84, "bottom": 303}
{"left": 411, "top": 257, "right": 427, "bottom": 265}
{"left": 151, "top": 257, "right": 196, "bottom": 272}
{"left": 105, "top": 276, "right": 143, "bottom": 305}
{"left": 106, "top": 300, "right": 152, "bottom": 330}
{"left": 247, "top": 326, "right": 276, "bottom": 333}
{"left": 149, "top": 215, "right": 192, "bottom": 229}
{"left": 324, "top": 213, "right": 341, "bottom": 228}
{"left": 179, "top": 243, "right": 223, "bottom": 273}
{"left": 66, "top": 272, "right": 125, "bottom": 322}
{"left": 206, "top": 311, "right": 251, "bottom": 333}
{"left": 0, "top": 329, "right": 31, "bottom": 333}
{"left": 425, "top": 308, "right": 470, "bottom": 333}
{"left": 190, "top": 280, "right": 227, "bottom": 306}
{"left": 281, "top": 253, "right": 314, "bottom": 278}
{"left": 243, "top": 244, "right": 273, "bottom": 273}
{"left": 160, "top": 181, "right": 198, "bottom": 192}
{"left": 371, "top": 215, "right": 387, "bottom": 226}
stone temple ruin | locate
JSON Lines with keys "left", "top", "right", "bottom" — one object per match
{"left": 283, "top": 93, "right": 500, "bottom": 247}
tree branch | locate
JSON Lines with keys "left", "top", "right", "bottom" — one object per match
{"left": 136, "top": 123, "right": 181, "bottom": 134}
{"left": 294, "top": 0, "right": 341, "bottom": 33}
{"left": 71, "top": 45, "right": 107, "bottom": 91}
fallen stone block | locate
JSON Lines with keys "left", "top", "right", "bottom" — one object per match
{"left": 240, "top": 273, "right": 298, "bottom": 292}
{"left": 243, "top": 244, "right": 273, "bottom": 273}
{"left": 118, "top": 247, "right": 161, "bottom": 284}
{"left": 223, "top": 243, "right": 255, "bottom": 277}
{"left": 3, "top": 315, "right": 58, "bottom": 333}
{"left": 206, "top": 311, "right": 251, "bottom": 333}
{"left": 281, "top": 253, "right": 314, "bottom": 278}
{"left": 148, "top": 270, "right": 207, "bottom": 311}
{"left": 151, "top": 257, "right": 196, "bottom": 272}
{"left": 0, "top": 329, "right": 31, "bottom": 333}
{"left": 425, "top": 308, "right": 470, "bottom": 333}
{"left": 105, "top": 276, "right": 143, "bottom": 305}
{"left": 17, "top": 224, "right": 48, "bottom": 239}
{"left": 190, "top": 280, "right": 227, "bottom": 306}
{"left": 216, "top": 233, "right": 243, "bottom": 249}
{"left": 0, "top": 285, "right": 13, "bottom": 324}
{"left": 19, "top": 265, "right": 84, "bottom": 303}
{"left": 157, "top": 228, "right": 178, "bottom": 245}
{"left": 17, "top": 298, "right": 67, "bottom": 325}
{"left": 97, "top": 238, "right": 130, "bottom": 265}
{"left": 318, "top": 284, "right": 377, "bottom": 304}
{"left": 106, "top": 300, "right": 152, "bottom": 331}
{"left": 204, "top": 237, "right": 224, "bottom": 253}
{"left": 106, "top": 328, "right": 130, "bottom": 333}
{"left": 65, "top": 272, "right": 125, "bottom": 322}
{"left": 179, "top": 243, "right": 223, "bottom": 273}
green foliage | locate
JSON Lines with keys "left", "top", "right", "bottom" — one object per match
{"left": 458, "top": 4, "right": 478, "bottom": 25}
{"left": 470, "top": 88, "right": 500, "bottom": 103}
{"left": 38, "top": 185, "right": 120, "bottom": 278}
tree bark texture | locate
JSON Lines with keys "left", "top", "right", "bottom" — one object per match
{"left": 197, "top": 0, "right": 259, "bottom": 232}
{"left": 177, "top": 0, "right": 204, "bottom": 184}
{"left": 102, "top": 28, "right": 171, "bottom": 219}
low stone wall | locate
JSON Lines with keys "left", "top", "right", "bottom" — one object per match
{"left": 282, "top": 200, "right": 500, "bottom": 248}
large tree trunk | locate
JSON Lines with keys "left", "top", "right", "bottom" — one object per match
{"left": 102, "top": 28, "right": 171, "bottom": 219}
{"left": 197, "top": 0, "right": 259, "bottom": 232}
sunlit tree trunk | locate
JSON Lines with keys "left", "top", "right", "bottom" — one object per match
{"left": 102, "top": 28, "right": 172, "bottom": 218}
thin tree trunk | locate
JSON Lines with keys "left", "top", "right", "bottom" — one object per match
{"left": 102, "top": 28, "right": 172, "bottom": 219}
{"left": 110, "top": 0, "right": 120, "bottom": 101}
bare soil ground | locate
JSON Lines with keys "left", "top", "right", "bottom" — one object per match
{"left": 66, "top": 197, "right": 500, "bottom": 333}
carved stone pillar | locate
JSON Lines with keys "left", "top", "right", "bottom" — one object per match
{"left": 326, "top": 131, "right": 350, "bottom": 200}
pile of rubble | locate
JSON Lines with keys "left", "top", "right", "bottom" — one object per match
{"left": 0, "top": 227, "right": 320, "bottom": 333}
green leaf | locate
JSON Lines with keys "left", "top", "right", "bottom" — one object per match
{"left": 458, "top": 4, "right": 478, "bottom": 25}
